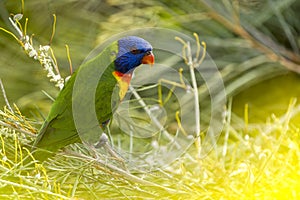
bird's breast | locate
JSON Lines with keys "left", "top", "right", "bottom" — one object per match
{"left": 112, "top": 71, "right": 132, "bottom": 100}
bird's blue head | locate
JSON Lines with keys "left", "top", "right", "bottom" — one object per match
{"left": 115, "top": 36, "right": 154, "bottom": 74}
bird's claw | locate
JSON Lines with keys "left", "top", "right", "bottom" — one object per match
{"left": 94, "top": 133, "right": 109, "bottom": 148}
{"left": 93, "top": 133, "right": 128, "bottom": 170}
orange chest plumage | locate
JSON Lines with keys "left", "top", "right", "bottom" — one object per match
{"left": 112, "top": 71, "right": 132, "bottom": 100}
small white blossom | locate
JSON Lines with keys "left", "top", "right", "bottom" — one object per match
{"left": 39, "top": 52, "right": 46, "bottom": 58}
{"left": 186, "top": 85, "right": 192, "bottom": 93}
{"left": 149, "top": 105, "right": 160, "bottom": 112}
{"left": 47, "top": 72, "right": 54, "bottom": 78}
{"left": 13, "top": 14, "right": 23, "bottom": 21}
{"left": 24, "top": 35, "right": 30, "bottom": 42}
{"left": 52, "top": 74, "right": 61, "bottom": 81}
{"left": 35, "top": 173, "right": 41, "bottom": 179}
{"left": 24, "top": 43, "right": 29, "bottom": 50}
{"left": 28, "top": 50, "right": 37, "bottom": 57}
{"left": 151, "top": 140, "right": 159, "bottom": 149}
{"left": 2, "top": 156, "right": 7, "bottom": 162}
{"left": 65, "top": 75, "right": 71, "bottom": 83}
{"left": 244, "top": 134, "right": 249, "bottom": 140}
{"left": 187, "top": 135, "right": 194, "bottom": 140}
{"left": 8, "top": 16, "right": 65, "bottom": 90}
{"left": 43, "top": 45, "right": 50, "bottom": 52}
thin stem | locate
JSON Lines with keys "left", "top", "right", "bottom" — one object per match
{"left": 20, "top": 0, "right": 25, "bottom": 14}
{"left": 0, "top": 119, "right": 36, "bottom": 137}
{"left": 8, "top": 17, "right": 23, "bottom": 38}
{"left": 129, "top": 126, "right": 133, "bottom": 160}
{"left": 222, "top": 97, "right": 232, "bottom": 160}
{"left": 15, "top": 19, "right": 24, "bottom": 35}
{"left": 0, "top": 179, "right": 69, "bottom": 199}
{"left": 186, "top": 42, "right": 201, "bottom": 158}
{"left": 49, "top": 47, "right": 59, "bottom": 75}
{"left": 0, "top": 79, "right": 13, "bottom": 113}
{"left": 0, "top": 27, "right": 22, "bottom": 44}
{"left": 175, "top": 37, "right": 188, "bottom": 64}
{"left": 198, "top": 41, "right": 206, "bottom": 65}
{"left": 64, "top": 150, "right": 181, "bottom": 194}
{"left": 65, "top": 44, "right": 73, "bottom": 75}
{"left": 49, "top": 14, "right": 56, "bottom": 45}
{"left": 175, "top": 111, "right": 188, "bottom": 136}
{"left": 129, "top": 85, "right": 181, "bottom": 148}
{"left": 244, "top": 103, "right": 249, "bottom": 134}
{"left": 193, "top": 33, "right": 201, "bottom": 61}
{"left": 24, "top": 18, "right": 28, "bottom": 36}
{"left": 201, "top": 1, "right": 300, "bottom": 73}
{"left": 4, "top": 15, "right": 65, "bottom": 89}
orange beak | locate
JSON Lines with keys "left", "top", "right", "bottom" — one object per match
{"left": 141, "top": 51, "right": 155, "bottom": 66}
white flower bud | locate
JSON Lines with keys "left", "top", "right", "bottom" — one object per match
{"left": 24, "top": 43, "right": 29, "bottom": 50}
{"left": 13, "top": 14, "right": 23, "bottom": 21}
{"left": 28, "top": 50, "right": 37, "bottom": 58}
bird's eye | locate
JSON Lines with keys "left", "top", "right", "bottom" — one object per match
{"left": 131, "top": 48, "right": 141, "bottom": 55}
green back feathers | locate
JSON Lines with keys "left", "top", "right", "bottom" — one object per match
{"left": 33, "top": 41, "right": 120, "bottom": 160}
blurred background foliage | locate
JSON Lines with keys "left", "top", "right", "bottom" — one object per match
{"left": 0, "top": 0, "right": 300, "bottom": 123}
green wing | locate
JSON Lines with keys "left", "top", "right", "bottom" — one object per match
{"left": 33, "top": 41, "right": 120, "bottom": 161}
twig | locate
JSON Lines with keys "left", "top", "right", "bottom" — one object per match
{"left": 65, "top": 44, "right": 73, "bottom": 75}
{"left": 94, "top": 133, "right": 126, "bottom": 166}
{"left": 175, "top": 35, "right": 203, "bottom": 158}
{"left": 201, "top": 1, "right": 300, "bottom": 73}
{"left": 158, "top": 77, "right": 187, "bottom": 105}
{"left": 186, "top": 41, "right": 201, "bottom": 158}
{"left": 49, "top": 14, "right": 56, "bottom": 45}
{"left": 1, "top": 15, "right": 65, "bottom": 89}
{"left": 64, "top": 150, "right": 183, "bottom": 194}
{"left": 0, "top": 79, "right": 13, "bottom": 113}
{"left": 222, "top": 97, "right": 232, "bottom": 161}
{"left": 244, "top": 103, "right": 249, "bottom": 135}
{"left": 0, "top": 179, "right": 69, "bottom": 200}
{"left": 0, "top": 120, "right": 36, "bottom": 137}
{"left": 129, "top": 85, "right": 181, "bottom": 148}
{"left": 253, "top": 98, "right": 297, "bottom": 184}
{"left": 41, "top": 90, "right": 55, "bottom": 102}
{"left": 8, "top": 17, "right": 23, "bottom": 38}
{"left": 175, "top": 111, "right": 188, "bottom": 136}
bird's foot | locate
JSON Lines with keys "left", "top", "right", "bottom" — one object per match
{"left": 94, "top": 133, "right": 128, "bottom": 170}
{"left": 94, "top": 132, "right": 109, "bottom": 148}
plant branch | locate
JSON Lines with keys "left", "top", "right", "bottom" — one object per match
{"left": 0, "top": 14, "right": 65, "bottom": 89}
{"left": 129, "top": 85, "right": 181, "bottom": 148}
{"left": 175, "top": 34, "right": 204, "bottom": 158}
{"left": 64, "top": 150, "right": 182, "bottom": 194}
{"left": 0, "top": 79, "right": 13, "bottom": 113}
{"left": 186, "top": 41, "right": 201, "bottom": 158}
{"left": 0, "top": 120, "right": 36, "bottom": 137}
{"left": 202, "top": 1, "right": 300, "bottom": 73}
{"left": 0, "top": 179, "right": 69, "bottom": 199}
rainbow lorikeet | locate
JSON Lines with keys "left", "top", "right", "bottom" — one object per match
{"left": 32, "top": 36, "right": 154, "bottom": 161}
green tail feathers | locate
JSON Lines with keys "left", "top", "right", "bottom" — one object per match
{"left": 32, "top": 119, "right": 80, "bottom": 162}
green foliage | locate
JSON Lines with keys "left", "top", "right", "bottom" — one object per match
{"left": 0, "top": 0, "right": 299, "bottom": 115}
{"left": 0, "top": 0, "right": 300, "bottom": 199}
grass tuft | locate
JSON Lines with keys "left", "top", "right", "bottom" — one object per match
{"left": 0, "top": 99, "right": 299, "bottom": 199}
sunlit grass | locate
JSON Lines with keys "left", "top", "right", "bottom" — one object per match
{"left": 0, "top": 98, "right": 299, "bottom": 199}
